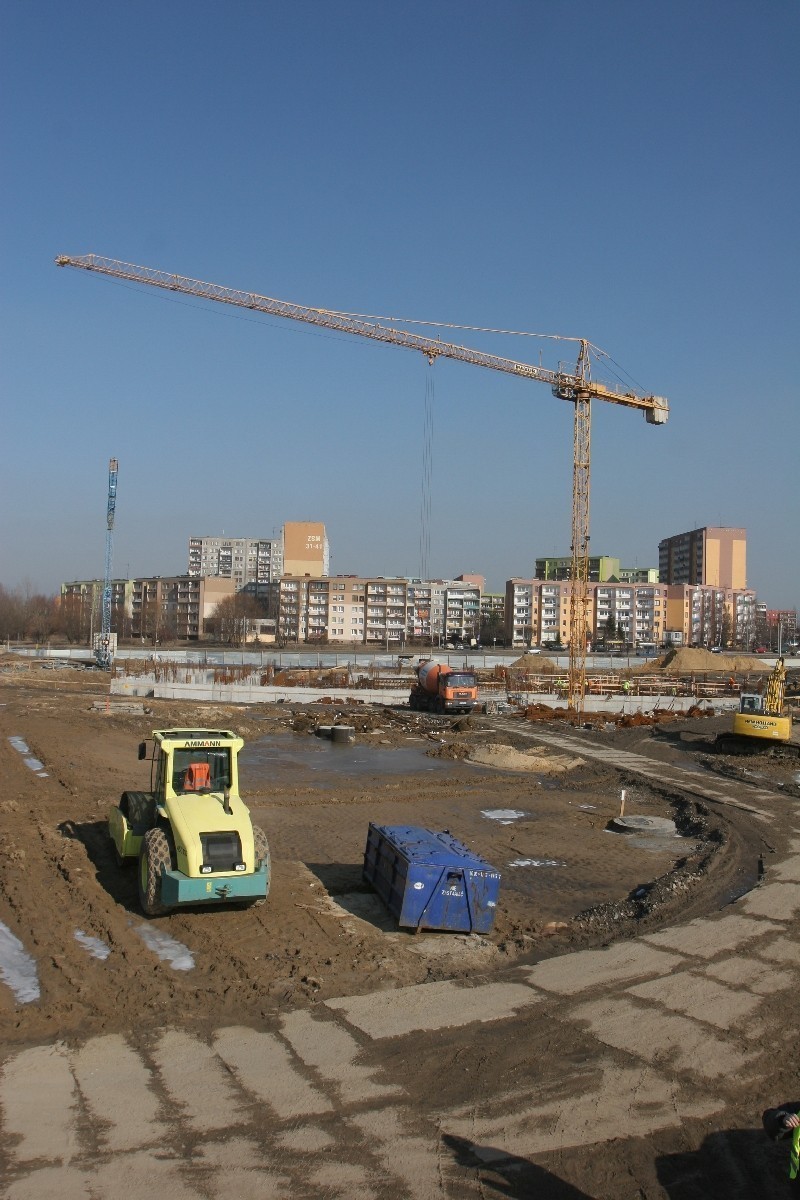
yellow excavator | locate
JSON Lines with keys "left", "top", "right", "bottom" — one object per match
{"left": 718, "top": 657, "right": 797, "bottom": 755}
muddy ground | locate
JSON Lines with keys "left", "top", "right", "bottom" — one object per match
{"left": 3, "top": 661, "right": 800, "bottom": 1198}
{"left": 1, "top": 660, "right": 794, "bottom": 1053}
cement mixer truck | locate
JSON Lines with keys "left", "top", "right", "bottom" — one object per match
{"left": 409, "top": 660, "right": 478, "bottom": 714}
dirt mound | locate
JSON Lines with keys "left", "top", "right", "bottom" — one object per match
{"left": 273, "top": 666, "right": 351, "bottom": 687}
{"left": 659, "top": 648, "right": 769, "bottom": 674}
{"left": 465, "top": 742, "right": 582, "bottom": 773}
{"left": 524, "top": 703, "right": 572, "bottom": 722}
{"left": 509, "top": 653, "right": 558, "bottom": 673}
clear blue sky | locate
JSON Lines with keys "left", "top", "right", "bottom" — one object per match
{"left": 2, "top": 1, "right": 798, "bottom": 607}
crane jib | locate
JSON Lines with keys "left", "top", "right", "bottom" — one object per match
{"left": 55, "top": 254, "right": 668, "bottom": 421}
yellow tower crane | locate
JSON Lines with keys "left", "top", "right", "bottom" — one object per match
{"left": 55, "top": 253, "right": 669, "bottom": 711}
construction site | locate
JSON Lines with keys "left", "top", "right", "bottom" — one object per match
{"left": 1, "top": 642, "right": 799, "bottom": 1197}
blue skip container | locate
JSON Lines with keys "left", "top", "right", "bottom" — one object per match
{"left": 362, "top": 824, "right": 501, "bottom": 933}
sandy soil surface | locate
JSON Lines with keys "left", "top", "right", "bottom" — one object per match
{"left": 1, "top": 659, "right": 799, "bottom": 1198}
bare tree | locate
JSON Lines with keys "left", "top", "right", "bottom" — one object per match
{"left": 721, "top": 609, "right": 733, "bottom": 650}
{"left": 0, "top": 584, "right": 59, "bottom": 642}
{"left": 0, "top": 585, "right": 25, "bottom": 640}
{"left": 208, "top": 594, "right": 265, "bottom": 646}
{"left": 25, "top": 593, "right": 59, "bottom": 643}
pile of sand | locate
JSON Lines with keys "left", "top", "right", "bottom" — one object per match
{"left": 467, "top": 742, "right": 582, "bottom": 773}
{"left": 657, "top": 648, "right": 772, "bottom": 674}
{"left": 508, "top": 653, "right": 559, "bottom": 673}
{"left": 273, "top": 666, "right": 351, "bottom": 687}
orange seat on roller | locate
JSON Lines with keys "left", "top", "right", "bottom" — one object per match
{"left": 184, "top": 762, "right": 211, "bottom": 791}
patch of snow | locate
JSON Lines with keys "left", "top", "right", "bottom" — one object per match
{"left": 74, "top": 930, "right": 111, "bottom": 960}
{"left": 133, "top": 923, "right": 195, "bottom": 971}
{"left": 0, "top": 922, "right": 40, "bottom": 1003}
{"left": 508, "top": 858, "right": 567, "bottom": 868}
{"left": 481, "top": 808, "right": 527, "bottom": 824}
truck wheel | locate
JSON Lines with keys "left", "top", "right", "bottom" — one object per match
{"left": 138, "top": 827, "right": 173, "bottom": 916}
{"left": 252, "top": 825, "right": 271, "bottom": 903}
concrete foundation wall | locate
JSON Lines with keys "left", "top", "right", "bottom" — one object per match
{"left": 111, "top": 676, "right": 731, "bottom": 715}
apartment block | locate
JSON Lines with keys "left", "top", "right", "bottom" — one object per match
{"left": 130, "top": 575, "right": 236, "bottom": 641}
{"left": 505, "top": 579, "right": 668, "bottom": 648}
{"left": 188, "top": 536, "right": 282, "bottom": 593}
{"left": 480, "top": 592, "right": 506, "bottom": 630}
{"left": 277, "top": 576, "right": 481, "bottom": 645}
{"left": 764, "top": 610, "right": 797, "bottom": 638}
{"left": 617, "top": 566, "right": 660, "bottom": 584}
{"left": 664, "top": 584, "right": 757, "bottom": 648}
{"left": 659, "top": 526, "right": 746, "bottom": 590}
{"left": 61, "top": 575, "right": 237, "bottom": 641}
{"left": 60, "top": 579, "right": 134, "bottom": 642}
{"left": 282, "top": 522, "right": 329, "bottom": 577}
{"left": 755, "top": 609, "right": 797, "bottom": 651}
{"left": 535, "top": 555, "right": 621, "bottom": 583}
{"left": 506, "top": 579, "right": 569, "bottom": 646}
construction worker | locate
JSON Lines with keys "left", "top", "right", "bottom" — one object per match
{"left": 763, "top": 1101, "right": 800, "bottom": 1191}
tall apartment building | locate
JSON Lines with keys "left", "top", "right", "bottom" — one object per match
{"left": 505, "top": 579, "right": 667, "bottom": 648}
{"left": 188, "top": 536, "right": 282, "bottom": 594}
{"left": 282, "top": 522, "right": 329, "bottom": 577}
{"left": 277, "top": 576, "right": 481, "bottom": 645}
{"left": 658, "top": 526, "right": 746, "bottom": 590}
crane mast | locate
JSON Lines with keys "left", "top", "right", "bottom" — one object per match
{"left": 97, "top": 457, "right": 118, "bottom": 670}
{"left": 57, "top": 254, "right": 669, "bottom": 710}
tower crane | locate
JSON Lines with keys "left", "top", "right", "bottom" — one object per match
{"left": 97, "top": 456, "right": 119, "bottom": 670}
{"left": 56, "top": 253, "right": 669, "bottom": 709}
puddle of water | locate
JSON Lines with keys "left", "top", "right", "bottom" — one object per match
{"left": 8, "top": 736, "right": 28, "bottom": 753}
{"left": 240, "top": 731, "right": 461, "bottom": 787}
{"left": 508, "top": 858, "right": 567, "bottom": 868}
{"left": 481, "top": 808, "right": 528, "bottom": 825}
{"left": 74, "top": 930, "right": 111, "bottom": 960}
{"left": 133, "top": 923, "right": 195, "bottom": 971}
{"left": 0, "top": 921, "right": 40, "bottom": 1003}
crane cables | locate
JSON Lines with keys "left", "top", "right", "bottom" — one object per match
{"left": 419, "top": 365, "right": 435, "bottom": 581}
